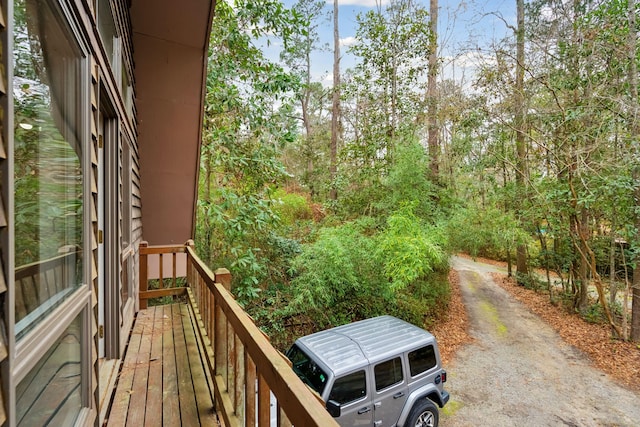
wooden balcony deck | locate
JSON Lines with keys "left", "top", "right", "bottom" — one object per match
{"left": 105, "top": 304, "right": 218, "bottom": 426}
{"left": 103, "top": 242, "right": 337, "bottom": 427}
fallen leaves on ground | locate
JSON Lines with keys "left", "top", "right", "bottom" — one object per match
{"left": 431, "top": 269, "right": 472, "bottom": 366}
{"left": 492, "top": 272, "right": 640, "bottom": 392}
{"left": 434, "top": 255, "right": 640, "bottom": 392}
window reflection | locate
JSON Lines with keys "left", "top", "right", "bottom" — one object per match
{"left": 16, "top": 313, "right": 83, "bottom": 426}
{"left": 14, "top": 0, "right": 84, "bottom": 339}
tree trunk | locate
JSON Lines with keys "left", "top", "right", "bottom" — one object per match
{"left": 515, "top": 0, "right": 528, "bottom": 281}
{"left": 329, "top": 0, "right": 340, "bottom": 201}
{"left": 569, "top": 179, "right": 622, "bottom": 337}
{"left": 577, "top": 208, "right": 589, "bottom": 311}
{"left": 628, "top": 0, "right": 640, "bottom": 342}
{"left": 427, "top": 0, "right": 439, "bottom": 180}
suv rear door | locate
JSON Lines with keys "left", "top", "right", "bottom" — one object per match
{"left": 327, "top": 369, "right": 373, "bottom": 426}
{"left": 372, "top": 356, "right": 408, "bottom": 426}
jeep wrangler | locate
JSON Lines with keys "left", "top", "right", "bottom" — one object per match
{"left": 286, "top": 315, "right": 449, "bottom": 427}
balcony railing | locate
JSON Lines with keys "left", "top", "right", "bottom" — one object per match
{"left": 138, "top": 241, "right": 338, "bottom": 427}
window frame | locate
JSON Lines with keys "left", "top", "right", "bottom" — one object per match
{"left": 374, "top": 356, "right": 404, "bottom": 392}
{"left": 407, "top": 344, "right": 438, "bottom": 378}
{"left": 8, "top": 0, "right": 94, "bottom": 423}
{"left": 328, "top": 370, "right": 368, "bottom": 406}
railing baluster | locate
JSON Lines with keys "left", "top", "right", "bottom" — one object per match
{"left": 172, "top": 252, "right": 177, "bottom": 288}
{"left": 235, "top": 335, "right": 245, "bottom": 423}
{"left": 245, "top": 352, "right": 256, "bottom": 427}
{"left": 208, "top": 284, "right": 214, "bottom": 342}
{"left": 214, "top": 293, "right": 227, "bottom": 384}
{"left": 139, "top": 241, "right": 148, "bottom": 309}
{"left": 228, "top": 327, "right": 236, "bottom": 411}
{"left": 257, "top": 374, "right": 270, "bottom": 427}
{"left": 159, "top": 253, "right": 164, "bottom": 288}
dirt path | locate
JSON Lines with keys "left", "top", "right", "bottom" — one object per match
{"left": 441, "top": 256, "right": 640, "bottom": 426}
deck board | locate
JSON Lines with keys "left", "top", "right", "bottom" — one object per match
{"left": 105, "top": 304, "right": 218, "bottom": 427}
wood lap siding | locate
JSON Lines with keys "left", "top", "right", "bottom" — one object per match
{"left": 0, "top": 0, "right": 8, "bottom": 423}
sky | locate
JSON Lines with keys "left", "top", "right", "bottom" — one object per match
{"left": 263, "top": 0, "right": 518, "bottom": 87}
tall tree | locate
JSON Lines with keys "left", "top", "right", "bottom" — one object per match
{"left": 280, "top": 0, "right": 327, "bottom": 197}
{"left": 330, "top": 0, "right": 340, "bottom": 201}
{"left": 427, "top": 0, "right": 439, "bottom": 180}
{"left": 514, "top": 0, "right": 529, "bottom": 281}
{"left": 629, "top": 0, "right": 640, "bottom": 342}
{"left": 346, "top": 0, "right": 431, "bottom": 164}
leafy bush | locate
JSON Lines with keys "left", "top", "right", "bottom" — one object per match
{"left": 446, "top": 205, "right": 531, "bottom": 260}
{"left": 286, "top": 222, "right": 382, "bottom": 326}
{"left": 376, "top": 203, "right": 447, "bottom": 294}
{"left": 272, "top": 188, "right": 313, "bottom": 226}
{"left": 282, "top": 205, "right": 449, "bottom": 331}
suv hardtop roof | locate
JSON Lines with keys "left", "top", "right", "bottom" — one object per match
{"left": 294, "top": 315, "right": 437, "bottom": 377}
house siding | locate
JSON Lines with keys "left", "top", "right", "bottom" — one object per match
{"left": 0, "top": 0, "right": 9, "bottom": 423}
{"left": 2, "top": 0, "right": 142, "bottom": 424}
{"left": 0, "top": 0, "right": 211, "bottom": 423}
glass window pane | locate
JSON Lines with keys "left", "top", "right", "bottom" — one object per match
{"left": 375, "top": 357, "right": 403, "bottom": 391}
{"left": 328, "top": 370, "right": 367, "bottom": 405}
{"left": 14, "top": 0, "right": 84, "bottom": 339}
{"left": 97, "top": 0, "right": 117, "bottom": 65}
{"left": 286, "top": 344, "right": 329, "bottom": 396}
{"left": 408, "top": 345, "right": 436, "bottom": 377}
{"left": 16, "top": 313, "right": 83, "bottom": 426}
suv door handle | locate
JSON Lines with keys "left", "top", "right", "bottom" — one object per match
{"left": 393, "top": 392, "right": 405, "bottom": 399}
{"left": 358, "top": 407, "right": 371, "bottom": 414}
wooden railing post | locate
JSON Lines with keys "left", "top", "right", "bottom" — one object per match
{"left": 139, "top": 241, "right": 148, "bottom": 309}
{"left": 214, "top": 268, "right": 231, "bottom": 291}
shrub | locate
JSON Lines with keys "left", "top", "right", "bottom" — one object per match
{"left": 272, "top": 188, "right": 313, "bottom": 226}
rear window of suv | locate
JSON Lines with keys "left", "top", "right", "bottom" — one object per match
{"left": 408, "top": 345, "right": 436, "bottom": 377}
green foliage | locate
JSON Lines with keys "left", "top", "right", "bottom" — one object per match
{"left": 375, "top": 140, "right": 436, "bottom": 218}
{"left": 272, "top": 189, "right": 313, "bottom": 226}
{"left": 447, "top": 205, "right": 531, "bottom": 260}
{"left": 196, "top": 0, "right": 305, "bottom": 305}
{"left": 287, "top": 223, "right": 381, "bottom": 323}
{"left": 376, "top": 204, "right": 447, "bottom": 293}
{"left": 281, "top": 206, "right": 448, "bottom": 330}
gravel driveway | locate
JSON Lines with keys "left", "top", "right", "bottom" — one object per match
{"left": 442, "top": 256, "right": 640, "bottom": 426}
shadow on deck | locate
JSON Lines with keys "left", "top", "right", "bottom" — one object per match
{"left": 105, "top": 304, "right": 217, "bottom": 426}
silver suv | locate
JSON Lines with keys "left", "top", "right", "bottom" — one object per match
{"left": 286, "top": 315, "right": 449, "bottom": 427}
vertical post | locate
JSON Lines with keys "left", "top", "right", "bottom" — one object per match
{"left": 235, "top": 336, "right": 245, "bottom": 423}
{"left": 215, "top": 268, "right": 232, "bottom": 292}
{"left": 257, "top": 374, "right": 270, "bottom": 427}
{"left": 139, "top": 241, "right": 148, "bottom": 309}
{"left": 245, "top": 353, "right": 256, "bottom": 427}
{"left": 186, "top": 239, "right": 195, "bottom": 289}
{"left": 214, "top": 268, "right": 231, "bottom": 388}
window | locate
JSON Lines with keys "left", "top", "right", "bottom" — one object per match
{"left": 328, "top": 371, "right": 367, "bottom": 405}
{"left": 286, "top": 345, "right": 329, "bottom": 396}
{"left": 121, "top": 60, "right": 133, "bottom": 117}
{"left": 14, "top": 0, "right": 84, "bottom": 340}
{"left": 97, "top": 0, "right": 118, "bottom": 65}
{"left": 16, "top": 313, "right": 83, "bottom": 426}
{"left": 375, "top": 357, "right": 404, "bottom": 391}
{"left": 408, "top": 345, "right": 437, "bottom": 377}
